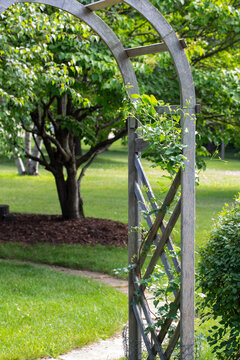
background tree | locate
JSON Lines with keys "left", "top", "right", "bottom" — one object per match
{"left": 0, "top": 4, "right": 128, "bottom": 219}
{"left": 0, "top": 0, "right": 239, "bottom": 219}
{"left": 98, "top": 0, "right": 240, "bottom": 154}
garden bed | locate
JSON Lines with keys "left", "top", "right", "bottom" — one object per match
{"left": 0, "top": 213, "right": 128, "bottom": 247}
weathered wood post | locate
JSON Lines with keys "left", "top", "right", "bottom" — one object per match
{"left": 181, "top": 108, "right": 196, "bottom": 359}
{"left": 128, "top": 117, "right": 142, "bottom": 360}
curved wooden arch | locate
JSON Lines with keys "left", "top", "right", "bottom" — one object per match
{"left": 124, "top": 0, "right": 196, "bottom": 107}
{"left": 123, "top": 2, "right": 196, "bottom": 357}
{"left": 0, "top": 0, "right": 139, "bottom": 97}
{"left": 0, "top": 2, "right": 196, "bottom": 359}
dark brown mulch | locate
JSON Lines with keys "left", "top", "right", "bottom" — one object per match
{"left": 0, "top": 213, "right": 128, "bottom": 247}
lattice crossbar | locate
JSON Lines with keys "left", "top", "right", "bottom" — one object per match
{"left": 135, "top": 159, "right": 181, "bottom": 271}
{"left": 143, "top": 199, "right": 181, "bottom": 282}
{"left": 135, "top": 156, "right": 181, "bottom": 274}
{"left": 135, "top": 181, "right": 173, "bottom": 281}
{"left": 132, "top": 155, "right": 183, "bottom": 359}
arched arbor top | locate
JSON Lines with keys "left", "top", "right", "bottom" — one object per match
{"left": 0, "top": 0, "right": 196, "bottom": 107}
{"left": 0, "top": 1, "right": 196, "bottom": 358}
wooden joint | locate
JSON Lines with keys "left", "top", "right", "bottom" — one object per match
{"left": 135, "top": 138, "right": 149, "bottom": 153}
{"left": 129, "top": 118, "right": 137, "bottom": 129}
{"left": 179, "top": 39, "right": 187, "bottom": 49}
{"left": 125, "top": 42, "right": 168, "bottom": 57}
{"left": 195, "top": 104, "right": 201, "bottom": 114}
{"left": 86, "top": 0, "right": 122, "bottom": 11}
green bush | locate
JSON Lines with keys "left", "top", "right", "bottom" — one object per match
{"left": 198, "top": 194, "right": 240, "bottom": 359}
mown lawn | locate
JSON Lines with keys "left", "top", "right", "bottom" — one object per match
{"left": 0, "top": 143, "right": 239, "bottom": 272}
{"left": 0, "top": 143, "right": 239, "bottom": 359}
{"left": 0, "top": 261, "right": 127, "bottom": 360}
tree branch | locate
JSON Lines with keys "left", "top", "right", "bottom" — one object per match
{"left": 47, "top": 109, "right": 59, "bottom": 132}
{"left": 32, "top": 134, "right": 48, "bottom": 167}
{"left": 42, "top": 131, "right": 71, "bottom": 162}
{"left": 192, "top": 37, "right": 239, "bottom": 65}
{"left": 24, "top": 149, "right": 53, "bottom": 171}
{"left": 76, "top": 124, "right": 127, "bottom": 169}
{"left": 78, "top": 151, "right": 99, "bottom": 185}
{"left": 73, "top": 104, "right": 103, "bottom": 121}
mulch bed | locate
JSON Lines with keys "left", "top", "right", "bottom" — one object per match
{"left": 0, "top": 213, "right": 128, "bottom": 247}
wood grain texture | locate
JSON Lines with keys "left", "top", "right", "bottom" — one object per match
{"left": 132, "top": 300, "right": 156, "bottom": 360}
{"left": 124, "top": 0, "right": 196, "bottom": 106}
{"left": 128, "top": 120, "right": 142, "bottom": 360}
{"left": 123, "top": 2, "right": 196, "bottom": 357}
{"left": 135, "top": 138, "right": 149, "bottom": 153}
{"left": 135, "top": 156, "right": 181, "bottom": 274}
{"left": 180, "top": 109, "right": 195, "bottom": 360}
{"left": 165, "top": 321, "right": 180, "bottom": 359}
{"left": 86, "top": 0, "right": 122, "bottom": 11}
{"left": 138, "top": 169, "right": 181, "bottom": 270}
{"left": 157, "top": 290, "right": 180, "bottom": 344}
{"left": 134, "top": 181, "right": 173, "bottom": 281}
{"left": 125, "top": 42, "right": 168, "bottom": 57}
{"left": 143, "top": 199, "right": 181, "bottom": 282}
{"left": 133, "top": 272, "right": 167, "bottom": 360}
{"left": 125, "top": 39, "right": 186, "bottom": 57}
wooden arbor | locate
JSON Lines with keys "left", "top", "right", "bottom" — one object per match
{"left": 0, "top": 0, "right": 196, "bottom": 358}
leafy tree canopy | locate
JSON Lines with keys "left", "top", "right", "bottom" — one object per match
{"left": 96, "top": 0, "right": 240, "bottom": 150}
{"left": 0, "top": 3, "right": 129, "bottom": 218}
{"left": 0, "top": 0, "right": 239, "bottom": 218}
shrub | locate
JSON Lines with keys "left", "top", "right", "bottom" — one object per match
{"left": 198, "top": 194, "right": 240, "bottom": 359}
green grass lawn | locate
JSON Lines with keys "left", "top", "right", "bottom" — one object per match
{"left": 0, "top": 143, "right": 239, "bottom": 359}
{"left": 1, "top": 143, "right": 239, "bottom": 272}
{"left": 0, "top": 261, "right": 127, "bottom": 360}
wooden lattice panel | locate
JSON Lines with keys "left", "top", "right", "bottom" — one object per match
{"left": 132, "top": 155, "right": 182, "bottom": 359}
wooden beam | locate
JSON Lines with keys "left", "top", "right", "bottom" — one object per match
{"left": 125, "top": 42, "right": 168, "bottom": 57}
{"left": 146, "top": 291, "right": 180, "bottom": 360}
{"left": 135, "top": 181, "right": 173, "bottom": 281}
{"left": 138, "top": 169, "right": 181, "bottom": 270}
{"left": 125, "top": 39, "right": 186, "bottom": 58}
{"left": 132, "top": 300, "right": 156, "bottom": 360}
{"left": 86, "top": 0, "right": 122, "bottom": 11}
{"left": 157, "top": 291, "right": 180, "bottom": 344}
{"left": 180, "top": 108, "right": 196, "bottom": 360}
{"left": 132, "top": 272, "right": 167, "bottom": 360}
{"left": 157, "top": 104, "right": 201, "bottom": 114}
{"left": 143, "top": 199, "right": 181, "bottom": 282}
{"left": 135, "top": 155, "right": 181, "bottom": 274}
{"left": 164, "top": 321, "right": 180, "bottom": 359}
{"left": 128, "top": 118, "right": 142, "bottom": 359}
{"left": 135, "top": 138, "right": 149, "bottom": 153}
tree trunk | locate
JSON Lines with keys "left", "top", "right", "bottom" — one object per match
{"left": 74, "top": 137, "right": 82, "bottom": 156}
{"left": 54, "top": 164, "right": 84, "bottom": 220}
{"left": 25, "top": 132, "right": 32, "bottom": 174}
{"left": 15, "top": 157, "right": 26, "bottom": 175}
{"left": 29, "top": 136, "right": 43, "bottom": 175}
{"left": 6, "top": 134, "right": 25, "bottom": 175}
